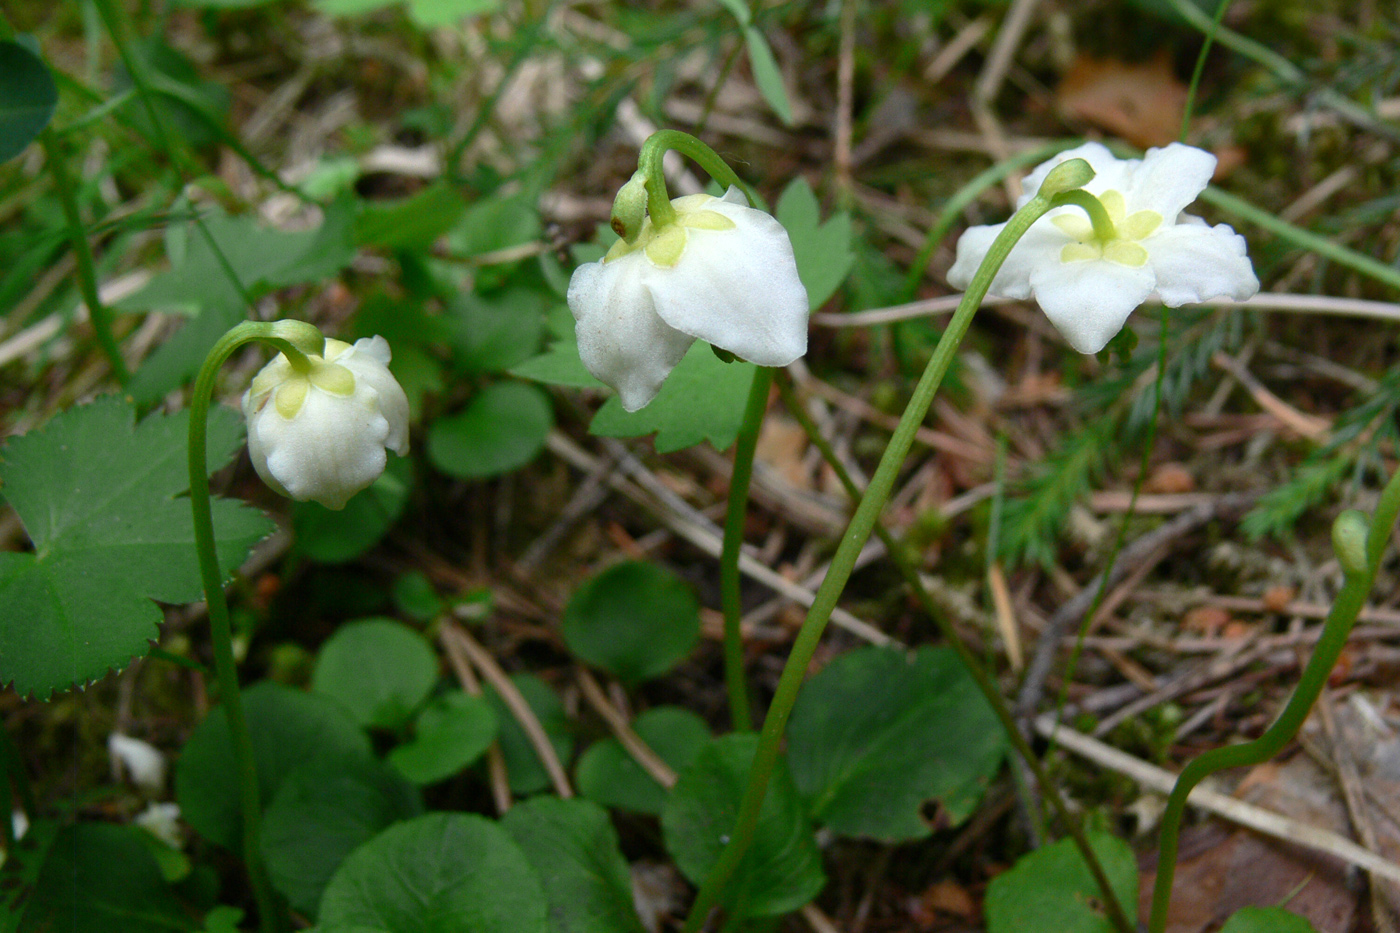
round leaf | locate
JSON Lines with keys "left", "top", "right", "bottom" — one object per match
{"left": 427, "top": 381, "right": 551, "bottom": 479}
{"left": 388, "top": 691, "right": 498, "bottom": 785}
{"left": 661, "top": 734, "right": 824, "bottom": 918}
{"left": 984, "top": 833, "right": 1138, "bottom": 933}
{"left": 261, "top": 755, "right": 424, "bottom": 918}
{"left": 176, "top": 682, "right": 371, "bottom": 850}
{"left": 311, "top": 618, "right": 439, "bottom": 730}
{"left": 576, "top": 706, "right": 710, "bottom": 815}
{"left": 1220, "top": 908, "right": 1318, "bottom": 933}
{"left": 0, "top": 41, "right": 57, "bottom": 163}
{"left": 500, "top": 797, "right": 647, "bottom": 933}
{"left": 562, "top": 562, "right": 701, "bottom": 683}
{"left": 318, "top": 813, "right": 548, "bottom": 933}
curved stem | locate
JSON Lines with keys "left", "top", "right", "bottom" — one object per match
{"left": 1147, "top": 466, "right": 1400, "bottom": 933}
{"left": 720, "top": 366, "right": 774, "bottom": 733}
{"left": 636, "top": 129, "right": 762, "bottom": 226}
{"left": 1053, "top": 189, "right": 1118, "bottom": 243}
{"left": 190, "top": 322, "right": 305, "bottom": 933}
{"left": 680, "top": 186, "right": 1069, "bottom": 933}
{"left": 775, "top": 375, "right": 1135, "bottom": 933}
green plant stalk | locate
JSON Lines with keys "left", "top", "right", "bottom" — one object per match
{"left": 720, "top": 366, "right": 774, "bottom": 733}
{"left": 636, "top": 130, "right": 760, "bottom": 229}
{"left": 189, "top": 322, "right": 319, "bottom": 933}
{"left": 1147, "top": 466, "right": 1400, "bottom": 933}
{"left": 40, "top": 128, "right": 130, "bottom": 385}
{"left": 775, "top": 376, "right": 1135, "bottom": 933}
{"left": 679, "top": 167, "right": 1092, "bottom": 933}
{"left": 1179, "top": 0, "right": 1232, "bottom": 141}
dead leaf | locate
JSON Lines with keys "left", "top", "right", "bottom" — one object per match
{"left": 1057, "top": 52, "right": 1187, "bottom": 150}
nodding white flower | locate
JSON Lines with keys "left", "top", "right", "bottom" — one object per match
{"left": 567, "top": 186, "right": 809, "bottom": 412}
{"left": 108, "top": 732, "right": 167, "bottom": 796}
{"left": 948, "top": 142, "right": 1259, "bottom": 354}
{"left": 242, "top": 336, "right": 409, "bottom": 510}
{"left": 134, "top": 802, "right": 185, "bottom": 849}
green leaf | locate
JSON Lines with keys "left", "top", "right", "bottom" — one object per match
{"left": 388, "top": 691, "right": 499, "bottom": 785}
{"left": 12, "top": 822, "right": 194, "bottom": 932}
{"left": 293, "top": 456, "right": 412, "bottom": 564}
{"left": 173, "top": 0, "right": 282, "bottom": 8}
{"left": 662, "top": 734, "right": 825, "bottom": 918}
{"left": 114, "top": 38, "right": 231, "bottom": 149}
{"left": 714, "top": 0, "right": 751, "bottom": 25}
{"left": 0, "top": 41, "right": 57, "bottom": 163}
{"left": 1219, "top": 908, "right": 1318, "bottom": 933}
{"left": 447, "top": 192, "right": 542, "bottom": 258}
{"left": 311, "top": 618, "right": 439, "bottom": 730}
{"left": 407, "top": 0, "right": 501, "bottom": 27}
{"left": 575, "top": 706, "right": 710, "bottom": 815}
{"left": 0, "top": 398, "right": 272, "bottom": 699}
{"left": 427, "top": 382, "right": 553, "bottom": 479}
{"left": 485, "top": 674, "right": 574, "bottom": 796}
{"left": 562, "top": 562, "right": 700, "bottom": 683}
{"left": 318, "top": 813, "right": 548, "bottom": 933}
{"left": 501, "top": 797, "right": 647, "bottom": 933}
{"left": 776, "top": 177, "right": 855, "bottom": 310}
{"left": 743, "top": 26, "right": 793, "bottom": 126}
{"left": 447, "top": 287, "right": 547, "bottom": 375}
{"left": 176, "top": 681, "right": 372, "bottom": 850}
{"left": 356, "top": 184, "right": 468, "bottom": 251}
{"left": 589, "top": 343, "right": 756, "bottom": 453}
{"left": 510, "top": 326, "right": 607, "bottom": 390}
{"left": 261, "top": 754, "right": 424, "bottom": 919}
{"left": 984, "top": 833, "right": 1138, "bottom": 933}
{"left": 786, "top": 646, "right": 1008, "bottom": 841}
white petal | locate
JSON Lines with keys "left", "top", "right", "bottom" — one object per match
{"left": 1147, "top": 220, "right": 1260, "bottom": 307}
{"left": 342, "top": 337, "right": 411, "bottom": 455}
{"left": 261, "top": 386, "right": 390, "bottom": 509}
{"left": 1028, "top": 258, "right": 1156, "bottom": 354}
{"left": 1020, "top": 142, "right": 1130, "bottom": 207}
{"left": 568, "top": 256, "right": 695, "bottom": 411}
{"left": 108, "top": 733, "right": 167, "bottom": 796}
{"left": 950, "top": 220, "right": 1070, "bottom": 299}
{"left": 646, "top": 201, "right": 808, "bottom": 367}
{"left": 244, "top": 402, "right": 291, "bottom": 499}
{"left": 1124, "top": 143, "right": 1215, "bottom": 220}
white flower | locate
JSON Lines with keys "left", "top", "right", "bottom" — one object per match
{"left": 134, "top": 802, "right": 185, "bottom": 849}
{"left": 567, "top": 186, "right": 809, "bottom": 412}
{"left": 242, "top": 335, "right": 409, "bottom": 510}
{"left": 947, "top": 142, "right": 1259, "bottom": 354}
{"left": 108, "top": 732, "right": 167, "bottom": 796}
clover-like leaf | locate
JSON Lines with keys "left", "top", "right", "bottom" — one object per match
{"left": 0, "top": 397, "right": 272, "bottom": 699}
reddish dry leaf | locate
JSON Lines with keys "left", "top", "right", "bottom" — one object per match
{"left": 1057, "top": 52, "right": 1187, "bottom": 150}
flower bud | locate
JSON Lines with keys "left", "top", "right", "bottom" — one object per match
{"left": 1037, "top": 157, "right": 1096, "bottom": 197}
{"left": 242, "top": 334, "right": 409, "bottom": 510}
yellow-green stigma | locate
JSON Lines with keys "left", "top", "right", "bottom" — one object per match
{"left": 602, "top": 195, "right": 737, "bottom": 269}
{"left": 271, "top": 360, "right": 356, "bottom": 419}
{"left": 1053, "top": 190, "right": 1161, "bottom": 268}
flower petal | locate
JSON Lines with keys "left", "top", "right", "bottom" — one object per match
{"left": 1146, "top": 219, "right": 1260, "bottom": 307}
{"left": 1020, "top": 142, "right": 1131, "bottom": 207}
{"left": 260, "top": 386, "right": 391, "bottom": 509}
{"left": 949, "top": 219, "right": 1070, "bottom": 299}
{"left": 1123, "top": 143, "right": 1215, "bottom": 220}
{"left": 647, "top": 198, "right": 808, "bottom": 367}
{"left": 1028, "top": 257, "right": 1155, "bottom": 354}
{"left": 568, "top": 255, "right": 695, "bottom": 411}
{"left": 343, "top": 336, "right": 411, "bottom": 455}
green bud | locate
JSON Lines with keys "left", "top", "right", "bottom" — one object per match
{"left": 611, "top": 173, "right": 650, "bottom": 243}
{"left": 1332, "top": 509, "right": 1371, "bottom": 576}
{"left": 1038, "top": 158, "right": 1096, "bottom": 198}
{"left": 268, "top": 319, "right": 326, "bottom": 359}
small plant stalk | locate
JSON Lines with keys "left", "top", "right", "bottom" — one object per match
{"left": 680, "top": 161, "right": 1100, "bottom": 933}
{"left": 1148, "top": 466, "right": 1400, "bottom": 933}
{"left": 189, "top": 321, "right": 320, "bottom": 933}
{"left": 720, "top": 366, "right": 774, "bottom": 733}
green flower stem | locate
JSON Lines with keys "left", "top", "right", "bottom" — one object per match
{"left": 1053, "top": 189, "right": 1118, "bottom": 243}
{"left": 720, "top": 366, "right": 774, "bottom": 733}
{"left": 1147, "top": 466, "right": 1400, "bottom": 933}
{"left": 680, "top": 176, "right": 1078, "bottom": 933}
{"left": 40, "top": 128, "right": 130, "bottom": 385}
{"left": 189, "top": 322, "right": 318, "bottom": 933}
{"left": 635, "top": 130, "right": 761, "bottom": 229}
{"left": 775, "top": 374, "right": 1135, "bottom": 933}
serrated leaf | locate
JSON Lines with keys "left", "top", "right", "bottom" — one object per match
{"left": 318, "top": 813, "right": 548, "bottom": 933}
{"left": 662, "top": 734, "right": 825, "bottom": 918}
{"left": 0, "top": 398, "right": 272, "bottom": 699}
{"left": 589, "top": 343, "right": 757, "bottom": 453}
{"left": 1219, "top": 907, "right": 1318, "bottom": 933}
{"left": 311, "top": 618, "right": 439, "bottom": 730}
{"left": 776, "top": 177, "right": 855, "bottom": 310}
{"left": 575, "top": 706, "right": 710, "bottom": 815}
{"left": 786, "top": 646, "right": 1008, "bottom": 841}
{"left": 984, "top": 833, "right": 1137, "bottom": 933}
{"left": 0, "top": 41, "right": 57, "bottom": 163}
{"left": 743, "top": 26, "right": 793, "bottom": 126}
{"left": 501, "top": 797, "right": 647, "bottom": 933}
{"left": 261, "top": 754, "right": 424, "bottom": 918}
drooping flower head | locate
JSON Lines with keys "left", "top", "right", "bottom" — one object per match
{"left": 242, "top": 335, "right": 409, "bottom": 509}
{"left": 948, "top": 142, "right": 1259, "bottom": 354}
{"left": 567, "top": 186, "right": 809, "bottom": 411}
